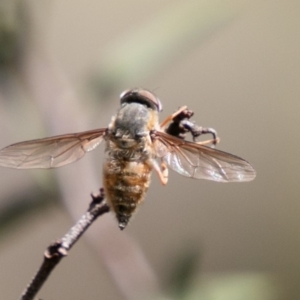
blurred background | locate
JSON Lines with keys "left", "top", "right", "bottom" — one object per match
{"left": 0, "top": 0, "right": 299, "bottom": 299}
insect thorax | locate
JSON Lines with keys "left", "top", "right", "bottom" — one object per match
{"left": 106, "top": 102, "right": 155, "bottom": 159}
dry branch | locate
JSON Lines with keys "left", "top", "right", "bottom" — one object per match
{"left": 20, "top": 189, "right": 109, "bottom": 300}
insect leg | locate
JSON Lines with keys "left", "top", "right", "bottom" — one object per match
{"left": 153, "top": 160, "right": 168, "bottom": 185}
{"left": 160, "top": 106, "right": 188, "bottom": 129}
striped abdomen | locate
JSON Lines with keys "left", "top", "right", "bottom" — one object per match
{"left": 103, "top": 157, "right": 152, "bottom": 229}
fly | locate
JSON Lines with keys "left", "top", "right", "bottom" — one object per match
{"left": 0, "top": 88, "right": 256, "bottom": 229}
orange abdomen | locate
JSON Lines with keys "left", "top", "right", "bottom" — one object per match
{"left": 103, "top": 158, "right": 152, "bottom": 229}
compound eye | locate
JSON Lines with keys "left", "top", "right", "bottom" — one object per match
{"left": 119, "top": 89, "right": 131, "bottom": 99}
{"left": 137, "top": 89, "right": 162, "bottom": 112}
{"left": 120, "top": 88, "right": 162, "bottom": 112}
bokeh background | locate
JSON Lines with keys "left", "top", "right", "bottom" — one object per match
{"left": 0, "top": 1, "right": 299, "bottom": 299}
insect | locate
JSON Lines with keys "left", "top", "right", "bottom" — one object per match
{"left": 0, "top": 89, "right": 256, "bottom": 229}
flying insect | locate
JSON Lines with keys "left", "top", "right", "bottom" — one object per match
{"left": 0, "top": 89, "right": 256, "bottom": 229}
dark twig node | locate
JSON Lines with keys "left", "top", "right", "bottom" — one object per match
{"left": 45, "top": 240, "right": 68, "bottom": 258}
{"left": 20, "top": 189, "right": 110, "bottom": 300}
{"left": 165, "top": 108, "right": 194, "bottom": 139}
{"left": 165, "top": 107, "right": 218, "bottom": 145}
{"left": 90, "top": 188, "right": 106, "bottom": 207}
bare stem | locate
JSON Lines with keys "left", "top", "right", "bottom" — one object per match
{"left": 20, "top": 188, "right": 110, "bottom": 300}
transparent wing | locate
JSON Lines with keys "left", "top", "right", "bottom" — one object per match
{"left": 0, "top": 128, "right": 106, "bottom": 169}
{"left": 153, "top": 131, "right": 256, "bottom": 182}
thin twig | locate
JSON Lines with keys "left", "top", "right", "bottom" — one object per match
{"left": 20, "top": 188, "right": 110, "bottom": 300}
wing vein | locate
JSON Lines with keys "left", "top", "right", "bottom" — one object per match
{"left": 152, "top": 131, "right": 256, "bottom": 182}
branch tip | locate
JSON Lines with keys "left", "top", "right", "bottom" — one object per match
{"left": 90, "top": 188, "right": 105, "bottom": 206}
